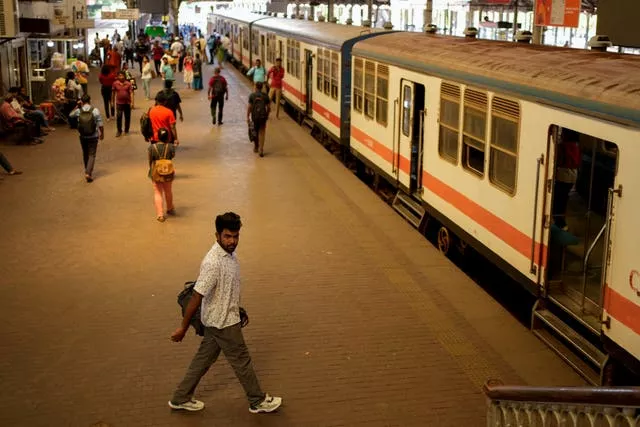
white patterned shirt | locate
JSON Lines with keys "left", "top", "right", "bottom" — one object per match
{"left": 194, "top": 242, "right": 241, "bottom": 329}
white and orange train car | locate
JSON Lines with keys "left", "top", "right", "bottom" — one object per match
{"left": 211, "top": 12, "right": 386, "bottom": 144}
{"left": 210, "top": 12, "right": 640, "bottom": 384}
{"left": 350, "top": 32, "right": 640, "bottom": 384}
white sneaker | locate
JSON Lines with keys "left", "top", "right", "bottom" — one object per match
{"left": 249, "top": 394, "right": 282, "bottom": 414}
{"left": 168, "top": 398, "right": 205, "bottom": 411}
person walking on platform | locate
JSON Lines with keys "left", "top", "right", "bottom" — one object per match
{"left": 0, "top": 152, "right": 22, "bottom": 176}
{"left": 169, "top": 212, "right": 283, "bottom": 414}
{"left": 246, "top": 59, "right": 266, "bottom": 92}
{"left": 111, "top": 71, "right": 133, "bottom": 137}
{"left": 161, "top": 56, "right": 175, "bottom": 82}
{"left": 247, "top": 82, "right": 270, "bottom": 157}
{"left": 99, "top": 65, "right": 116, "bottom": 121}
{"left": 141, "top": 56, "right": 154, "bottom": 100}
{"left": 159, "top": 80, "right": 184, "bottom": 124}
{"left": 150, "top": 91, "right": 179, "bottom": 146}
{"left": 208, "top": 67, "right": 228, "bottom": 125}
{"left": 192, "top": 53, "right": 204, "bottom": 91}
{"left": 69, "top": 94, "right": 104, "bottom": 182}
{"left": 267, "top": 58, "right": 285, "bottom": 119}
{"left": 148, "top": 127, "right": 176, "bottom": 222}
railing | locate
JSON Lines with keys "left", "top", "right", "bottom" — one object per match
{"left": 484, "top": 380, "right": 640, "bottom": 427}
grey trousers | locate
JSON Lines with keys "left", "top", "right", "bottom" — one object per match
{"left": 171, "top": 323, "right": 265, "bottom": 406}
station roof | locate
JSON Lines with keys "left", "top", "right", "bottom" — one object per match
{"left": 353, "top": 32, "right": 640, "bottom": 126}
{"left": 254, "top": 18, "right": 386, "bottom": 50}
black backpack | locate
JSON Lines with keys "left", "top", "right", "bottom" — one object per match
{"left": 212, "top": 77, "right": 225, "bottom": 97}
{"left": 177, "top": 281, "right": 205, "bottom": 336}
{"left": 251, "top": 92, "right": 268, "bottom": 121}
{"left": 140, "top": 108, "right": 153, "bottom": 141}
{"left": 77, "top": 107, "right": 97, "bottom": 137}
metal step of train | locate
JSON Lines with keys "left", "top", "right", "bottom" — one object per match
{"left": 531, "top": 301, "right": 608, "bottom": 385}
{"left": 391, "top": 191, "right": 426, "bottom": 229}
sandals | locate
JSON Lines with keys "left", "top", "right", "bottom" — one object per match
{"left": 157, "top": 216, "right": 166, "bottom": 222}
{"left": 8, "top": 170, "right": 22, "bottom": 175}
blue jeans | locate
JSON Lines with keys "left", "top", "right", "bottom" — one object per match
{"left": 193, "top": 75, "right": 203, "bottom": 90}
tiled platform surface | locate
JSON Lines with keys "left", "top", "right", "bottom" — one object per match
{"left": 0, "top": 62, "right": 584, "bottom": 427}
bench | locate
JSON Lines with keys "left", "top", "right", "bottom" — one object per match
{"left": 0, "top": 113, "right": 36, "bottom": 145}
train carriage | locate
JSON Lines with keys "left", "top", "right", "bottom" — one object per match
{"left": 211, "top": 10, "right": 267, "bottom": 70}
{"left": 249, "top": 19, "right": 387, "bottom": 145}
{"left": 351, "top": 32, "right": 640, "bottom": 383}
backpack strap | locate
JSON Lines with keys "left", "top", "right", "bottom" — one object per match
{"left": 152, "top": 143, "right": 160, "bottom": 160}
{"left": 162, "top": 142, "right": 169, "bottom": 159}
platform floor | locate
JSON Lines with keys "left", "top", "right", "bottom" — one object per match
{"left": 0, "top": 62, "right": 584, "bottom": 427}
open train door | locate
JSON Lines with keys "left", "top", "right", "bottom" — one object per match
{"left": 304, "top": 49, "right": 313, "bottom": 116}
{"left": 396, "top": 80, "right": 425, "bottom": 194}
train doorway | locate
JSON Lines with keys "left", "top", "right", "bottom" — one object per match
{"left": 304, "top": 49, "right": 313, "bottom": 115}
{"left": 545, "top": 125, "right": 619, "bottom": 331}
{"left": 398, "top": 80, "right": 426, "bottom": 193}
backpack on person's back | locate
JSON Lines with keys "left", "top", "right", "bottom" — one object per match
{"left": 77, "top": 107, "right": 97, "bottom": 137}
{"left": 212, "top": 77, "right": 225, "bottom": 98}
{"left": 251, "top": 92, "right": 269, "bottom": 122}
{"left": 151, "top": 143, "right": 175, "bottom": 182}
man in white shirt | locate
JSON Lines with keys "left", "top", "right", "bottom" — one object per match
{"left": 169, "top": 212, "right": 283, "bottom": 414}
{"left": 170, "top": 37, "right": 183, "bottom": 58}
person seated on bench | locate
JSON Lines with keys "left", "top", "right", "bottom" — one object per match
{"left": 8, "top": 87, "right": 49, "bottom": 136}
{"left": 0, "top": 96, "right": 43, "bottom": 144}
{"left": 12, "top": 86, "right": 55, "bottom": 132}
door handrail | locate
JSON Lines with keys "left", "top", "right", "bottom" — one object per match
{"left": 530, "top": 155, "right": 544, "bottom": 275}
{"left": 583, "top": 223, "right": 607, "bottom": 273}
{"left": 392, "top": 98, "right": 398, "bottom": 174}
{"left": 417, "top": 109, "right": 425, "bottom": 190}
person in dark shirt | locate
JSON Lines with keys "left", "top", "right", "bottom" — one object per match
{"left": 158, "top": 80, "right": 184, "bottom": 122}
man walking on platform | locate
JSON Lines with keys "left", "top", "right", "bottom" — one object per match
{"left": 247, "top": 82, "right": 270, "bottom": 157}
{"left": 246, "top": 59, "right": 266, "bottom": 91}
{"left": 267, "top": 58, "right": 285, "bottom": 119}
{"left": 69, "top": 94, "right": 104, "bottom": 182}
{"left": 160, "top": 80, "right": 184, "bottom": 124}
{"left": 208, "top": 67, "right": 228, "bottom": 125}
{"left": 169, "top": 212, "right": 282, "bottom": 414}
{"left": 149, "top": 92, "right": 178, "bottom": 146}
{"left": 111, "top": 71, "right": 133, "bottom": 137}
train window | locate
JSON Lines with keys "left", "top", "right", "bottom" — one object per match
{"left": 331, "top": 52, "right": 339, "bottom": 100}
{"left": 242, "top": 28, "right": 248, "bottom": 50}
{"left": 353, "top": 58, "right": 363, "bottom": 113}
{"left": 438, "top": 82, "right": 461, "bottom": 163}
{"left": 323, "top": 50, "right": 331, "bottom": 95}
{"left": 295, "top": 41, "right": 301, "bottom": 79}
{"left": 317, "top": 49, "right": 324, "bottom": 92}
{"left": 402, "top": 85, "right": 411, "bottom": 137}
{"left": 286, "top": 40, "right": 292, "bottom": 75}
{"left": 489, "top": 97, "right": 520, "bottom": 194}
{"left": 376, "top": 64, "right": 389, "bottom": 126}
{"left": 252, "top": 30, "right": 259, "bottom": 55}
{"left": 364, "top": 61, "right": 376, "bottom": 119}
{"left": 462, "top": 89, "right": 488, "bottom": 177}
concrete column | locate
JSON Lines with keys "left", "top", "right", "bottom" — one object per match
{"left": 423, "top": 0, "right": 433, "bottom": 31}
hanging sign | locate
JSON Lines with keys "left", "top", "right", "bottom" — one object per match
{"left": 75, "top": 19, "right": 96, "bottom": 29}
{"left": 115, "top": 8, "right": 140, "bottom": 20}
{"left": 535, "top": 0, "right": 581, "bottom": 28}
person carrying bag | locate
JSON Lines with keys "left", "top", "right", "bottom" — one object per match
{"left": 148, "top": 127, "right": 176, "bottom": 222}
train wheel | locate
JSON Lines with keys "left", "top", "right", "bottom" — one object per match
{"left": 437, "top": 226, "right": 451, "bottom": 256}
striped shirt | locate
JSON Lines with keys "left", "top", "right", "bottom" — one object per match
{"left": 194, "top": 242, "right": 241, "bottom": 329}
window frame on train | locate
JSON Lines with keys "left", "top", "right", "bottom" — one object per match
{"left": 489, "top": 96, "right": 520, "bottom": 195}
{"left": 376, "top": 64, "right": 389, "bottom": 127}
{"left": 364, "top": 61, "right": 376, "bottom": 120}
{"left": 353, "top": 58, "right": 364, "bottom": 113}
{"left": 330, "top": 52, "right": 339, "bottom": 100}
{"left": 462, "top": 88, "right": 489, "bottom": 177}
{"left": 286, "top": 39, "right": 301, "bottom": 79}
{"left": 267, "top": 33, "right": 276, "bottom": 64}
{"left": 438, "top": 81, "right": 461, "bottom": 164}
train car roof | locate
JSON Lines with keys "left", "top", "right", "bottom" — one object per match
{"left": 211, "top": 9, "right": 268, "bottom": 24}
{"left": 353, "top": 32, "right": 640, "bottom": 127}
{"left": 253, "top": 18, "right": 387, "bottom": 50}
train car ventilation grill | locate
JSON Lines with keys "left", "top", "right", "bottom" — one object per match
{"left": 441, "top": 82, "right": 460, "bottom": 100}
{"left": 377, "top": 64, "right": 389, "bottom": 76}
{"left": 492, "top": 97, "right": 520, "bottom": 120}
{"left": 464, "top": 88, "right": 488, "bottom": 109}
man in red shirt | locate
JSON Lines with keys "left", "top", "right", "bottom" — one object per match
{"left": 207, "top": 67, "right": 228, "bottom": 126}
{"left": 267, "top": 58, "right": 285, "bottom": 119}
{"left": 150, "top": 91, "right": 178, "bottom": 145}
{"left": 111, "top": 71, "right": 133, "bottom": 137}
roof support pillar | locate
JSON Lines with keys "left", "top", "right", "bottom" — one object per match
{"left": 532, "top": 0, "right": 543, "bottom": 44}
{"left": 423, "top": 0, "right": 433, "bottom": 31}
{"left": 328, "top": 0, "right": 333, "bottom": 22}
